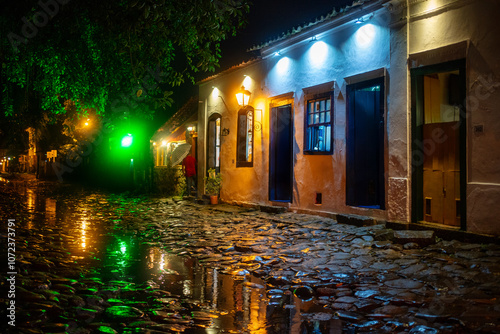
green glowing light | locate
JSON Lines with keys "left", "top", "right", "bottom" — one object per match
{"left": 120, "top": 241, "right": 127, "bottom": 254}
{"left": 121, "top": 134, "right": 133, "bottom": 147}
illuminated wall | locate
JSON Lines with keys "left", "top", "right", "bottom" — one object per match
{"left": 389, "top": 0, "right": 500, "bottom": 235}
{"left": 264, "top": 10, "right": 390, "bottom": 218}
{"left": 197, "top": 0, "right": 500, "bottom": 236}
{"left": 198, "top": 60, "right": 268, "bottom": 204}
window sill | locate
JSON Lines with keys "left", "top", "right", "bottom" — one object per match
{"left": 303, "top": 150, "right": 333, "bottom": 156}
{"left": 236, "top": 161, "right": 253, "bottom": 168}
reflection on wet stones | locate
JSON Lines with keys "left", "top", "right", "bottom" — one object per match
{"left": 2, "top": 181, "right": 500, "bottom": 333}
{"left": 104, "top": 305, "right": 144, "bottom": 320}
{"left": 293, "top": 286, "right": 314, "bottom": 301}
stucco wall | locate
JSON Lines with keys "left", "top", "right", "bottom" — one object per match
{"left": 390, "top": 0, "right": 500, "bottom": 235}
{"left": 198, "top": 61, "right": 270, "bottom": 204}
{"left": 264, "top": 11, "right": 391, "bottom": 219}
{"left": 198, "top": 0, "right": 500, "bottom": 236}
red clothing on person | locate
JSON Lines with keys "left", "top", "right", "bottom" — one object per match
{"left": 182, "top": 155, "right": 196, "bottom": 177}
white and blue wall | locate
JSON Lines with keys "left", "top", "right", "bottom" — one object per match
{"left": 198, "top": 0, "right": 500, "bottom": 236}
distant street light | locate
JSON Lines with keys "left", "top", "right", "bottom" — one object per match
{"left": 121, "top": 134, "right": 133, "bottom": 148}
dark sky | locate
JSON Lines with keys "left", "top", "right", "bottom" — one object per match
{"left": 168, "top": 0, "right": 354, "bottom": 122}
{"left": 218, "top": 0, "right": 355, "bottom": 69}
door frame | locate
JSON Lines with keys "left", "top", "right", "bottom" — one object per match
{"left": 410, "top": 59, "right": 467, "bottom": 230}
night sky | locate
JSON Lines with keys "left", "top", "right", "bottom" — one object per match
{"left": 169, "top": 0, "right": 355, "bottom": 124}
{"left": 218, "top": 0, "right": 355, "bottom": 70}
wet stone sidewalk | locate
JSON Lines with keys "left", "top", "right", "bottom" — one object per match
{"left": 1, "top": 181, "right": 500, "bottom": 333}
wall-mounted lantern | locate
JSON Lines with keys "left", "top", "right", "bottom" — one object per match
{"left": 236, "top": 86, "right": 251, "bottom": 106}
{"left": 187, "top": 125, "right": 197, "bottom": 138}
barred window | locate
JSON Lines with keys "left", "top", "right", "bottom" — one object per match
{"left": 305, "top": 94, "right": 333, "bottom": 154}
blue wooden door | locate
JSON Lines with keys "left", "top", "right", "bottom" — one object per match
{"left": 269, "top": 105, "right": 293, "bottom": 202}
{"left": 346, "top": 77, "right": 385, "bottom": 209}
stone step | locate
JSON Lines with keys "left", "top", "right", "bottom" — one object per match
{"left": 260, "top": 205, "right": 287, "bottom": 214}
{"left": 336, "top": 214, "right": 384, "bottom": 227}
{"left": 393, "top": 230, "right": 436, "bottom": 246}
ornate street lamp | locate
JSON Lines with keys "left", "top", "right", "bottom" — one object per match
{"left": 236, "top": 86, "right": 251, "bottom": 106}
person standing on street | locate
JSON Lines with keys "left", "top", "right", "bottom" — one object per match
{"left": 182, "top": 153, "right": 196, "bottom": 195}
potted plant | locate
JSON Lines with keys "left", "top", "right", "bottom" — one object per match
{"left": 204, "top": 168, "right": 222, "bottom": 204}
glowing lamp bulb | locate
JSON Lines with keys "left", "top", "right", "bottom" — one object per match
{"left": 121, "top": 134, "right": 133, "bottom": 147}
{"left": 236, "top": 86, "right": 251, "bottom": 106}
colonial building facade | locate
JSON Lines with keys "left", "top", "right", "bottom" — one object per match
{"left": 196, "top": 0, "right": 500, "bottom": 236}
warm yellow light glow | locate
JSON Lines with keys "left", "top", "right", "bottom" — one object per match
{"left": 148, "top": 250, "right": 155, "bottom": 269}
{"left": 81, "top": 219, "right": 87, "bottom": 250}
{"left": 243, "top": 75, "right": 252, "bottom": 90}
{"left": 159, "top": 253, "right": 165, "bottom": 271}
{"left": 187, "top": 126, "right": 193, "bottom": 131}
{"left": 27, "top": 190, "right": 35, "bottom": 230}
{"left": 161, "top": 140, "right": 167, "bottom": 146}
{"left": 425, "top": 0, "right": 439, "bottom": 11}
{"left": 153, "top": 142, "right": 156, "bottom": 146}
{"left": 84, "top": 122, "right": 89, "bottom": 126}
{"left": 236, "top": 86, "right": 251, "bottom": 106}
{"left": 45, "top": 198, "right": 56, "bottom": 226}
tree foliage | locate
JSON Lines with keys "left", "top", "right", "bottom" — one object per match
{"left": 0, "top": 0, "right": 249, "bottom": 121}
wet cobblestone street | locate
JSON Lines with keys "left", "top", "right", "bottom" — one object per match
{"left": 1, "top": 179, "right": 500, "bottom": 333}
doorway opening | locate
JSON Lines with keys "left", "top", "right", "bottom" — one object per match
{"left": 346, "top": 77, "right": 385, "bottom": 209}
{"left": 269, "top": 104, "right": 293, "bottom": 202}
{"left": 411, "top": 60, "right": 466, "bottom": 228}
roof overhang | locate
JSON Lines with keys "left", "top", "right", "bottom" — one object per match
{"left": 260, "top": 0, "right": 390, "bottom": 59}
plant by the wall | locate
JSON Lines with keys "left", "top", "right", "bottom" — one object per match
{"left": 204, "top": 168, "right": 222, "bottom": 196}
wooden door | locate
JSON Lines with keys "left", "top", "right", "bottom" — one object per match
{"left": 346, "top": 77, "right": 385, "bottom": 209}
{"left": 422, "top": 74, "right": 461, "bottom": 226}
{"left": 269, "top": 105, "right": 293, "bottom": 202}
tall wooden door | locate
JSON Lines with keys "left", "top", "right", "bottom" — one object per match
{"left": 269, "top": 105, "right": 293, "bottom": 202}
{"left": 412, "top": 60, "right": 466, "bottom": 228}
{"left": 422, "top": 73, "right": 461, "bottom": 226}
{"left": 346, "top": 77, "right": 385, "bottom": 209}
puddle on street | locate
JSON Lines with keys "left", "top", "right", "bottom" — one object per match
{"left": 1, "top": 180, "right": 340, "bottom": 333}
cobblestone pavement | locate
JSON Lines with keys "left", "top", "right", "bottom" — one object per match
{"left": 1, "top": 179, "right": 500, "bottom": 333}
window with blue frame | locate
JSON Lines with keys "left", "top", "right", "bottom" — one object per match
{"left": 304, "top": 93, "right": 333, "bottom": 154}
